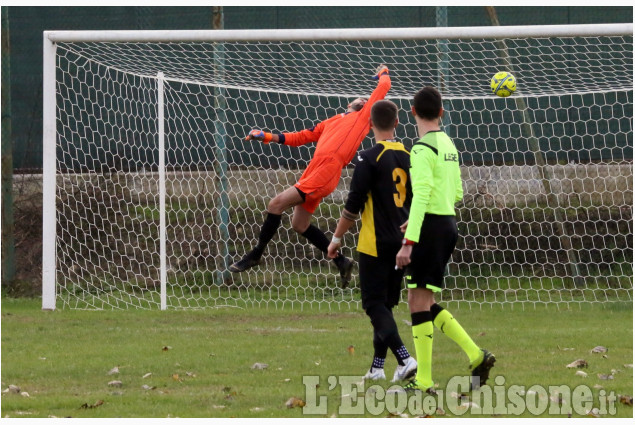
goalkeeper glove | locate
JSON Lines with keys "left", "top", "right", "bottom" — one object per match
{"left": 245, "top": 129, "right": 273, "bottom": 144}
{"left": 372, "top": 64, "right": 389, "bottom": 80}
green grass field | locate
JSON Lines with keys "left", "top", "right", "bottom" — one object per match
{"left": 1, "top": 298, "right": 633, "bottom": 418}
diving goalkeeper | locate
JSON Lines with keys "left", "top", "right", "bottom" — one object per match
{"left": 230, "top": 65, "right": 391, "bottom": 288}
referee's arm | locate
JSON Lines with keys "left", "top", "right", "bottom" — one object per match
{"left": 403, "top": 147, "right": 436, "bottom": 243}
{"left": 396, "top": 147, "right": 434, "bottom": 268}
{"left": 455, "top": 164, "right": 464, "bottom": 203}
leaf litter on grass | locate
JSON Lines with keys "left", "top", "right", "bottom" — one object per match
{"left": 80, "top": 400, "right": 104, "bottom": 409}
{"left": 557, "top": 345, "right": 575, "bottom": 351}
{"left": 566, "top": 359, "right": 588, "bottom": 368}
{"left": 223, "top": 386, "right": 238, "bottom": 401}
{"left": 1, "top": 298, "right": 632, "bottom": 418}
{"left": 590, "top": 346, "right": 608, "bottom": 354}
{"left": 285, "top": 397, "right": 305, "bottom": 408}
{"left": 4, "top": 385, "right": 21, "bottom": 394}
{"left": 597, "top": 373, "right": 614, "bottom": 380}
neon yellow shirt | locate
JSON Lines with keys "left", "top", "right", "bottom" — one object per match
{"left": 404, "top": 130, "right": 463, "bottom": 243}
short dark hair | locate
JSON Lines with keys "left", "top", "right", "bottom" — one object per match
{"left": 349, "top": 97, "right": 368, "bottom": 112}
{"left": 413, "top": 86, "right": 442, "bottom": 120}
{"left": 370, "top": 100, "right": 398, "bottom": 131}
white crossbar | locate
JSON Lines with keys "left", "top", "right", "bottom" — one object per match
{"left": 45, "top": 23, "right": 633, "bottom": 43}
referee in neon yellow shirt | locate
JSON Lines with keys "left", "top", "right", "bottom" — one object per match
{"left": 396, "top": 86, "right": 495, "bottom": 393}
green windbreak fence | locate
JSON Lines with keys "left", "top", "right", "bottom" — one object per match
{"left": 7, "top": 5, "right": 634, "bottom": 170}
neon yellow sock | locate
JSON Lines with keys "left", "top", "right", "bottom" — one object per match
{"left": 433, "top": 309, "right": 482, "bottom": 365}
{"left": 412, "top": 321, "right": 434, "bottom": 389}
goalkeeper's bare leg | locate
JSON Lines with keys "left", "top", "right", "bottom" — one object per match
{"left": 229, "top": 187, "right": 352, "bottom": 285}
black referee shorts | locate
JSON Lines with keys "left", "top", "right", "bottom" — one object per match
{"left": 405, "top": 214, "right": 458, "bottom": 292}
{"left": 359, "top": 250, "right": 404, "bottom": 310}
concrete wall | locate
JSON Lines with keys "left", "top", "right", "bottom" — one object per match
{"left": 46, "top": 163, "right": 632, "bottom": 209}
{"left": 18, "top": 162, "right": 631, "bottom": 211}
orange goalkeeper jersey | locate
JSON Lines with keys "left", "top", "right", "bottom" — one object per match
{"left": 279, "top": 74, "right": 391, "bottom": 165}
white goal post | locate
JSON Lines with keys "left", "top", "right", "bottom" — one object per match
{"left": 42, "top": 24, "right": 633, "bottom": 310}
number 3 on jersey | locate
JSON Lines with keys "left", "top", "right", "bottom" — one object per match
{"left": 392, "top": 167, "right": 407, "bottom": 207}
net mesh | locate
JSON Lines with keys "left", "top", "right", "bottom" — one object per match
{"left": 51, "top": 32, "right": 633, "bottom": 309}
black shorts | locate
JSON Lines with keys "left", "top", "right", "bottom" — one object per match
{"left": 359, "top": 251, "right": 404, "bottom": 310}
{"left": 405, "top": 214, "right": 458, "bottom": 292}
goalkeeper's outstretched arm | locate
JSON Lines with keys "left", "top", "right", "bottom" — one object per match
{"left": 244, "top": 120, "right": 327, "bottom": 147}
{"left": 244, "top": 129, "right": 279, "bottom": 144}
{"left": 359, "top": 64, "right": 391, "bottom": 114}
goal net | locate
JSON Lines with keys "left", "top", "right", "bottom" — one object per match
{"left": 43, "top": 25, "right": 633, "bottom": 310}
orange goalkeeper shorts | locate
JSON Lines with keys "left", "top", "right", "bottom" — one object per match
{"left": 294, "top": 155, "right": 344, "bottom": 214}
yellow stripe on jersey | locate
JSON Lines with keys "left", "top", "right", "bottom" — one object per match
{"left": 357, "top": 192, "right": 378, "bottom": 257}
{"left": 376, "top": 140, "right": 410, "bottom": 162}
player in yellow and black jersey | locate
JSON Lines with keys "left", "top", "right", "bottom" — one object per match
{"left": 328, "top": 100, "right": 417, "bottom": 383}
{"left": 346, "top": 138, "right": 411, "bottom": 259}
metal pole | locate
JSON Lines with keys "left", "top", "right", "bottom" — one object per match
{"left": 484, "top": 6, "right": 584, "bottom": 287}
{"left": 436, "top": 6, "right": 451, "bottom": 133}
{"left": 212, "top": 6, "right": 231, "bottom": 284}
{"left": 42, "top": 33, "right": 57, "bottom": 310}
{"left": 1, "top": 6, "right": 15, "bottom": 288}
{"left": 157, "top": 72, "right": 167, "bottom": 310}
{"left": 44, "top": 23, "right": 633, "bottom": 43}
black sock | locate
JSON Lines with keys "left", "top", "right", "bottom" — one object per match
{"left": 372, "top": 328, "right": 388, "bottom": 370}
{"left": 386, "top": 308, "right": 410, "bottom": 364}
{"left": 301, "top": 224, "right": 330, "bottom": 253}
{"left": 393, "top": 345, "right": 411, "bottom": 365}
{"left": 411, "top": 310, "right": 433, "bottom": 326}
{"left": 367, "top": 304, "right": 408, "bottom": 366}
{"left": 430, "top": 303, "right": 444, "bottom": 321}
{"left": 371, "top": 355, "right": 386, "bottom": 370}
{"left": 300, "top": 224, "right": 348, "bottom": 266}
{"left": 373, "top": 328, "right": 389, "bottom": 360}
{"left": 254, "top": 212, "right": 282, "bottom": 256}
